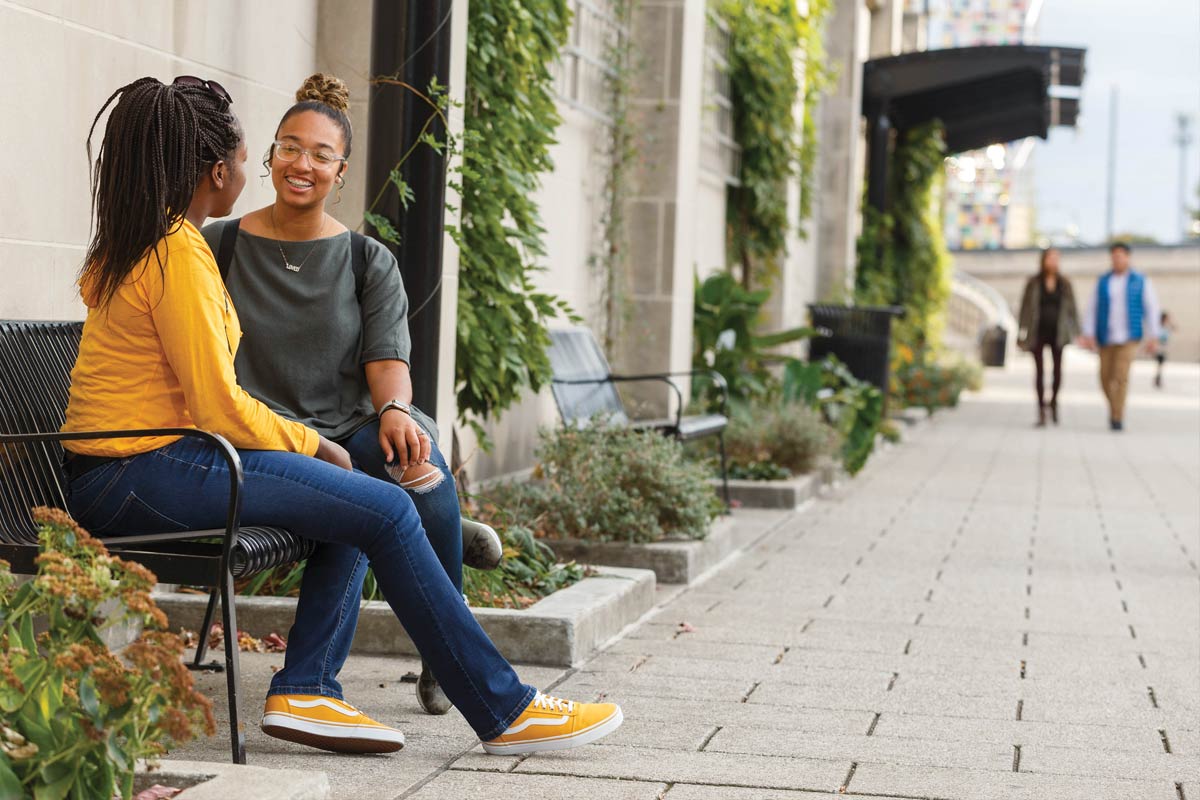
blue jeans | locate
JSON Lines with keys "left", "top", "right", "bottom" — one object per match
{"left": 268, "top": 421, "right": 465, "bottom": 697}
{"left": 65, "top": 437, "right": 534, "bottom": 740}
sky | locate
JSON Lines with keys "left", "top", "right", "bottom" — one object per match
{"left": 1033, "top": 0, "right": 1200, "bottom": 244}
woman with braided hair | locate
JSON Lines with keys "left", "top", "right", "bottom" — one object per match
{"left": 61, "top": 76, "right": 622, "bottom": 757}
{"left": 203, "top": 74, "right": 500, "bottom": 719}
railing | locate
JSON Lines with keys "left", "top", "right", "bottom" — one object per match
{"left": 946, "top": 271, "right": 1017, "bottom": 356}
{"left": 701, "top": 14, "right": 741, "bottom": 185}
{"left": 553, "top": 0, "right": 629, "bottom": 126}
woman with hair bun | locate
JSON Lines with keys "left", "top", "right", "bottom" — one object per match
{"left": 204, "top": 72, "right": 499, "bottom": 721}
{"left": 63, "top": 75, "right": 622, "bottom": 759}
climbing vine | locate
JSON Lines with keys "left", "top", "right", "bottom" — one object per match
{"left": 855, "top": 121, "right": 952, "bottom": 348}
{"left": 716, "top": 0, "right": 832, "bottom": 291}
{"left": 453, "top": 0, "right": 576, "bottom": 443}
{"left": 593, "top": 0, "right": 638, "bottom": 353}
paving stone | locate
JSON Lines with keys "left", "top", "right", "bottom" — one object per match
{"left": 849, "top": 761, "right": 1182, "bottom": 800}
{"left": 663, "top": 785, "right": 913, "bottom": 800}
{"left": 512, "top": 744, "right": 849, "bottom": 791}
{"left": 1020, "top": 743, "right": 1200, "bottom": 782}
{"left": 704, "top": 727, "right": 1012, "bottom": 772}
{"left": 413, "top": 772, "right": 667, "bottom": 799}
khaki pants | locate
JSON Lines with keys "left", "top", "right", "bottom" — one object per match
{"left": 1099, "top": 342, "right": 1138, "bottom": 421}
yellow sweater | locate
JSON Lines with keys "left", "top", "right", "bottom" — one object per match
{"left": 62, "top": 219, "right": 318, "bottom": 457}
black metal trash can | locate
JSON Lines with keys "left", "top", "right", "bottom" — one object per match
{"left": 979, "top": 325, "right": 1007, "bottom": 367}
{"left": 807, "top": 304, "right": 905, "bottom": 395}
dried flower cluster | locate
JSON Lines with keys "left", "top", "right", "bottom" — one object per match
{"left": 0, "top": 507, "right": 214, "bottom": 800}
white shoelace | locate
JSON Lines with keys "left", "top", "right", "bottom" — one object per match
{"left": 531, "top": 691, "right": 575, "bottom": 713}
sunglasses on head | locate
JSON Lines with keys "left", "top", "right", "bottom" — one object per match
{"left": 172, "top": 75, "right": 232, "bottom": 104}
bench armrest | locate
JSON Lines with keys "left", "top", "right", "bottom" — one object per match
{"left": 0, "top": 428, "right": 245, "bottom": 567}
{"left": 611, "top": 369, "right": 729, "bottom": 424}
{"left": 551, "top": 369, "right": 729, "bottom": 430}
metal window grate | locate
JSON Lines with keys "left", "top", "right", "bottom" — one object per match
{"left": 701, "top": 14, "right": 741, "bottom": 185}
{"left": 553, "top": 0, "right": 630, "bottom": 125}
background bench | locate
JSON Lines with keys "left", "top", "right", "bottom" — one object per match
{"left": 547, "top": 326, "right": 731, "bottom": 505}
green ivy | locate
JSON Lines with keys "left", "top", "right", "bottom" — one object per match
{"left": 717, "top": 0, "right": 832, "bottom": 290}
{"left": 454, "top": 0, "right": 577, "bottom": 443}
{"left": 855, "top": 121, "right": 952, "bottom": 349}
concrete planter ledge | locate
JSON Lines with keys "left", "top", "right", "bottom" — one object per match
{"left": 155, "top": 566, "right": 654, "bottom": 668}
{"left": 541, "top": 515, "right": 739, "bottom": 585}
{"left": 720, "top": 474, "right": 819, "bottom": 509}
{"left": 143, "top": 760, "right": 328, "bottom": 799}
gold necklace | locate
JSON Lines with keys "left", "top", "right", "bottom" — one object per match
{"left": 270, "top": 207, "right": 327, "bottom": 273}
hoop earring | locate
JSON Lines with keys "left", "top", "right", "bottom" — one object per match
{"left": 335, "top": 174, "right": 345, "bottom": 205}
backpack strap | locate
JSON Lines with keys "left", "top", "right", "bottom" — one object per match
{"left": 350, "top": 232, "right": 369, "bottom": 305}
{"left": 216, "top": 219, "right": 242, "bottom": 282}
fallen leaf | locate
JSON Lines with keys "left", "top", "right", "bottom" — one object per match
{"left": 132, "top": 786, "right": 182, "bottom": 800}
{"left": 677, "top": 621, "right": 697, "bottom": 634}
{"left": 262, "top": 633, "right": 288, "bottom": 653}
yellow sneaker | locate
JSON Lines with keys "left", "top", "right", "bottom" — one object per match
{"left": 261, "top": 694, "right": 405, "bottom": 754}
{"left": 481, "top": 691, "right": 623, "bottom": 755}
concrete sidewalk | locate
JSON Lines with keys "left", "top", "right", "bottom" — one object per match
{"left": 172, "top": 353, "right": 1200, "bottom": 799}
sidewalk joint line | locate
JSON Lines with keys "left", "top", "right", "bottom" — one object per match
{"left": 886, "top": 672, "right": 899, "bottom": 691}
{"left": 903, "top": 639, "right": 912, "bottom": 655}
{"left": 1015, "top": 699, "right": 1023, "bottom": 721}
{"left": 1019, "top": 660, "right": 1026, "bottom": 679}
{"left": 740, "top": 681, "right": 760, "bottom": 703}
{"left": 1147, "top": 686, "right": 1158, "bottom": 709}
{"left": 657, "top": 782, "right": 675, "bottom": 799}
{"left": 1177, "top": 782, "right": 1186, "bottom": 800}
{"left": 866, "top": 712, "right": 881, "bottom": 736}
{"left": 773, "top": 646, "right": 791, "bottom": 664}
{"left": 1011, "top": 744, "right": 1022, "bottom": 772}
{"left": 839, "top": 761, "right": 858, "bottom": 793}
{"left": 1159, "top": 728, "right": 1172, "bottom": 754}
{"left": 1138, "top": 653, "right": 1148, "bottom": 669}
{"left": 697, "top": 725, "right": 722, "bottom": 751}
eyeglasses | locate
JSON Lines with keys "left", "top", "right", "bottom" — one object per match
{"left": 172, "top": 75, "right": 232, "bottom": 104}
{"left": 270, "top": 141, "right": 347, "bottom": 169}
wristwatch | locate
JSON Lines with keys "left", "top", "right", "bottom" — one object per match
{"left": 378, "top": 399, "right": 412, "bottom": 418}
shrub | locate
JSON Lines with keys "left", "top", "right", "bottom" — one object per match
{"left": 0, "top": 509, "right": 214, "bottom": 800}
{"left": 891, "top": 344, "right": 981, "bottom": 411}
{"left": 485, "top": 425, "right": 723, "bottom": 544}
{"left": 699, "top": 401, "right": 838, "bottom": 480}
{"left": 782, "top": 356, "right": 884, "bottom": 475}
{"left": 241, "top": 520, "right": 582, "bottom": 610}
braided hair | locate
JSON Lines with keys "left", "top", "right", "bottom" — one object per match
{"left": 83, "top": 77, "right": 242, "bottom": 308}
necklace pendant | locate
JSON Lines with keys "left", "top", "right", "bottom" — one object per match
{"left": 285, "top": 262, "right": 301, "bottom": 272}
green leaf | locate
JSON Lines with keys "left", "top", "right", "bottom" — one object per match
{"left": 364, "top": 212, "right": 400, "bottom": 245}
{"left": 79, "top": 678, "right": 100, "bottom": 722}
{"left": 0, "top": 758, "right": 22, "bottom": 800}
{"left": 18, "top": 614, "right": 35, "bottom": 653}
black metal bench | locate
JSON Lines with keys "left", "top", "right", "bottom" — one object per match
{"left": 0, "top": 320, "right": 318, "bottom": 765}
{"left": 547, "top": 326, "right": 731, "bottom": 505}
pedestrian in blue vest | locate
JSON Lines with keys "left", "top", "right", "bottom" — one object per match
{"left": 1079, "top": 243, "right": 1162, "bottom": 431}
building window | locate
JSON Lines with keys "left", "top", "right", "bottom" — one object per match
{"left": 701, "top": 14, "right": 741, "bottom": 185}
{"left": 554, "top": 0, "right": 629, "bottom": 125}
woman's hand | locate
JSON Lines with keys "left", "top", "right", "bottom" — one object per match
{"left": 315, "top": 435, "right": 353, "bottom": 471}
{"left": 379, "top": 410, "right": 431, "bottom": 470}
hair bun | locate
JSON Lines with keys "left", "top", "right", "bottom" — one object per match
{"left": 296, "top": 73, "right": 349, "bottom": 112}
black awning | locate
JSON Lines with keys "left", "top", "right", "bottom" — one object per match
{"left": 862, "top": 45, "right": 1086, "bottom": 153}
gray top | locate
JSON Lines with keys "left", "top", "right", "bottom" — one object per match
{"left": 201, "top": 220, "right": 438, "bottom": 443}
